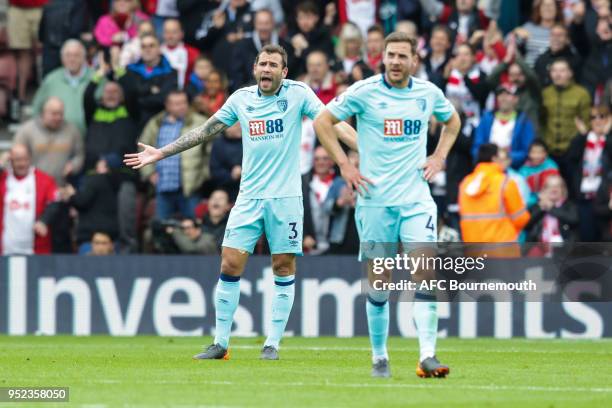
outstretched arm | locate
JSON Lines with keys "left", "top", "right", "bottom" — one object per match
{"left": 124, "top": 117, "right": 229, "bottom": 169}
{"left": 160, "top": 117, "right": 228, "bottom": 157}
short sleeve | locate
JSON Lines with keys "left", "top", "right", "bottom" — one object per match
{"left": 432, "top": 86, "right": 455, "bottom": 122}
{"left": 302, "top": 86, "right": 325, "bottom": 120}
{"left": 326, "top": 84, "right": 364, "bottom": 121}
{"left": 213, "top": 92, "right": 239, "bottom": 126}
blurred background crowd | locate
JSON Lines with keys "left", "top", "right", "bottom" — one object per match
{"left": 0, "top": 0, "right": 610, "bottom": 256}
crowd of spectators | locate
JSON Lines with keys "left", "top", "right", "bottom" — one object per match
{"left": 0, "top": 0, "right": 610, "bottom": 256}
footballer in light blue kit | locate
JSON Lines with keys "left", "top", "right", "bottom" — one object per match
{"left": 314, "top": 32, "right": 461, "bottom": 379}
{"left": 214, "top": 76, "right": 323, "bottom": 256}
{"left": 125, "top": 44, "right": 355, "bottom": 361}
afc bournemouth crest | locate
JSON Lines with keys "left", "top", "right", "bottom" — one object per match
{"left": 277, "top": 99, "right": 288, "bottom": 112}
{"left": 416, "top": 98, "right": 427, "bottom": 112}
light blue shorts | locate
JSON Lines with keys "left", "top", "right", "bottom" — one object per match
{"left": 222, "top": 196, "right": 303, "bottom": 255}
{"left": 355, "top": 201, "right": 437, "bottom": 260}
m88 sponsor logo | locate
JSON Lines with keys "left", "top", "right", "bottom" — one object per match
{"left": 383, "top": 119, "right": 422, "bottom": 140}
{"left": 248, "top": 119, "right": 284, "bottom": 137}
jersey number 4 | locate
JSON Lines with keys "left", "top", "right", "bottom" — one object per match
{"left": 425, "top": 215, "right": 435, "bottom": 232}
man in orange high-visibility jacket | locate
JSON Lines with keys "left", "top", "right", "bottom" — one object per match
{"left": 459, "top": 144, "right": 530, "bottom": 242}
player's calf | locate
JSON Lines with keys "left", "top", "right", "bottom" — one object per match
{"left": 262, "top": 254, "right": 296, "bottom": 357}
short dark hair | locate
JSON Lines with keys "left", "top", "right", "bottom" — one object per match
{"left": 207, "top": 69, "right": 228, "bottom": 90}
{"left": 306, "top": 49, "right": 329, "bottom": 63}
{"left": 551, "top": 57, "right": 571, "bottom": 71}
{"left": 477, "top": 143, "right": 499, "bottom": 163}
{"left": 367, "top": 24, "right": 384, "bottom": 36}
{"left": 529, "top": 139, "right": 549, "bottom": 153}
{"left": 384, "top": 31, "right": 417, "bottom": 55}
{"left": 431, "top": 24, "right": 452, "bottom": 42}
{"left": 457, "top": 42, "right": 476, "bottom": 56}
{"left": 255, "top": 44, "right": 288, "bottom": 68}
{"left": 551, "top": 23, "right": 568, "bottom": 33}
{"left": 296, "top": 1, "right": 319, "bottom": 16}
{"left": 181, "top": 217, "right": 201, "bottom": 228}
{"left": 165, "top": 89, "right": 188, "bottom": 102}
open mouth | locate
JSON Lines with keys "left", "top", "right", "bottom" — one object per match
{"left": 260, "top": 76, "right": 273, "bottom": 86}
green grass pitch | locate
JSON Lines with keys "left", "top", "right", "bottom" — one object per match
{"left": 1, "top": 336, "right": 611, "bottom": 407}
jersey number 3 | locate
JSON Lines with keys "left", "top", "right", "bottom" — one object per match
{"left": 288, "top": 222, "right": 298, "bottom": 239}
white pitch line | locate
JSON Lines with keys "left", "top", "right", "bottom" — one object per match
{"left": 120, "top": 405, "right": 238, "bottom": 408}
{"left": 79, "top": 379, "right": 612, "bottom": 394}
{"left": 77, "top": 405, "right": 240, "bottom": 408}
{"left": 228, "top": 345, "right": 612, "bottom": 355}
{"left": 5, "top": 344, "right": 611, "bottom": 356}
{"left": 7, "top": 343, "right": 611, "bottom": 355}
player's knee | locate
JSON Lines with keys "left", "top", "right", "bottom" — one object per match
{"left": 272, "top": 256, "right": 295, "bottom": 277}
{"left": 220, "top": 255, "right": 243, "bottom": 277}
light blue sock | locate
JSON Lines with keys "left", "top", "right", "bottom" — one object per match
{"left": 264, "top": 275, "right": 295, "bottom": 349}
{"left": 366, "top": 290, "right": 390, "bottom": 362}
{"left": 413, "top": 289, "right": 438, "bottom": 362}
{"left": 213, "top": 274, "right": 241, "bottom": 349}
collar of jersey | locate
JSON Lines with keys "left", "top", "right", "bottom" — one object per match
{"left": 382, "top": 74, "right": 412, "bottom": 91}
{"left": 257, "top": 81, "right": 284, "bottom": 97}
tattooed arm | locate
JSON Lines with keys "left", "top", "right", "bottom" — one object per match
{"left": 124, "top": 116, "right": 229, "bottom": 169}
{"left": 160, "top": 117, "right": 228, "bottom": 157}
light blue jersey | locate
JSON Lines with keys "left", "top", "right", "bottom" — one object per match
{"left": 327, "top": 74, "right": 455, "bottom": 207}
{"left": 214, "top": 79, "right": 324, "bottom": 199}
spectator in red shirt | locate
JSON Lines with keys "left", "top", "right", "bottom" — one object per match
{"left": 302, "top": 50, "right": 337, "bottom": 105}
{"left": 0, "top": 143, "right": 59, "bottom": 255}
{"left": 161, "top": 18, "right": 200, "bottom": 89}
{"left": 365, "top": 24, "right": 384, "bottom": 74}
